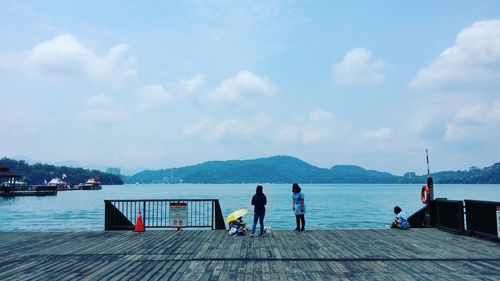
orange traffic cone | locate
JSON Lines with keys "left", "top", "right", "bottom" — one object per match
{"left": 134, "top": 211, "right": 145, "bottom": 232}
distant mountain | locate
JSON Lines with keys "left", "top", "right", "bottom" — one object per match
{"left": 329, "top": 165, "right": 396, "bottom": 183}
{"left": 1, "top": 158, "right": 123, "bottom": 185}
{"left": 125, "top": 155, "right": 500, "bottom": 184}
{"left": 125, "top": 155, "right": 400, "bottom": 184}
{"left": 5, "top": 155, "right": 500, "bottom": 185}
{"left": 430, "top": 162, "right": 500, "bottom": 184}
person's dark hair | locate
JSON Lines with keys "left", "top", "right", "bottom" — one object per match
{"left": 427, "top": 176, "right": 433, "bottom": 188}
{"left": 292, "top": 183, "right": 301, "bottom": 193}
{"left": 394, "top": 206, "right": 402, "bottom": 214}
{"left": 256, "top": 185, "right": 263, "bottom": 195}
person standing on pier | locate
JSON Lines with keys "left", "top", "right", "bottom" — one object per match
{"left": 292, "top": 183, "right": 306, "bottom": 231}
{"left": 251, "top": 185, "right": 267, "bottom": 236}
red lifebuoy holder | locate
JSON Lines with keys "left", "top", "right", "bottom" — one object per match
{"left": 421, "top": 184, "right": 431, "bottom": 204}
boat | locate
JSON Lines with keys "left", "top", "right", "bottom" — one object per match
{"left": 79, "top": 178, "right": 102, "bottom": 190}
{"left": 1, "top": 164, "right": 57, "bottom": 196}
{"left": 47, "top": 178, "right": 70, "bottom": 191}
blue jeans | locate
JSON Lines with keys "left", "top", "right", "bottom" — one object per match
{"left": 252, "top": 211, "right": 265, "bottom": 235}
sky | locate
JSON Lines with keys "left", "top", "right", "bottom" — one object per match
{"left": 1, "top": 0, "right": 500, "bottom": 175}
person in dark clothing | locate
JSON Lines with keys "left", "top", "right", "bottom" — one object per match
{"left": 251, "top": 185, "right": 267, "bottom": 236}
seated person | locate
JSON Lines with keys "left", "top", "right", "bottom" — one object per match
{"left": 228, "top": 217, "right": 246, "bottom": 236}
{"left": 391, "top": 206, "right": 411, "bottom": 230}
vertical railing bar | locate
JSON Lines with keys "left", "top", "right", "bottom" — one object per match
{"left": 108, "top": 201, "right": 112, "bottom": 229}
{"left": 115, "top": 201, "right": 118, "bottom": 228}
{"left": 109, "top": 201, "right": 112, "bottom": 229}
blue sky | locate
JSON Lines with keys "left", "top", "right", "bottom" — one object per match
{"left": 1, "top": 0, "right": 500, "bottom": 175}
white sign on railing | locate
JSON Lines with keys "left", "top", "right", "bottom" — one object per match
{"left": 170, "top": 202, "right": 188, "bottom": 228}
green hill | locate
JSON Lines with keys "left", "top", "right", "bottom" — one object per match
{"left": 430, "top": 162, "right": 500, "bottom": 184}
{"left": 125, "top": 155, "right": 398, "bottom": 184}
{"left": 329, "top": 165, "right": 397, "bottom": 183}
{"left": 125, "top": 156, "right": 500, "bottom": 184}
{"left": 4, "top": 155, "right": 500, "bottom": 185}
{"left": 1, "top": 158, "right": 123, "bottom": 185}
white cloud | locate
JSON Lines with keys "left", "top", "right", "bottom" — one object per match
{"left": 360, "top": 127, "right": 394, "bottom": 141}
{"left": 213, "top": 118, "right": 259, "bottom": 140}
{"left": 411, "top": 20, "right": 500, "bottom": 89}
{"left": 79, "top": 94, "right": 124, "bottom": 126}
{"left": 0, "top": 33, "right": 136, "bottom": 83}
{"left": 179, "top": 74, "right": 205, "bottom": 95}
{"left": 137, "top": 85, "right": 172, "bottom": 110}
{"left": 276, "top": 108, "right": 341, "bottom": 145}
{"left": 209, "top": 70, "right": 276, "bottom": 104}
{"left": 85, "top": 94, "right": 114, "bottom": 107}
{"left": 332, "top": 48, "right": 386, "bottom": 84}
{"left": 182, "top": 119, "right": 212, "bottom": 139}
{"left": 182, "top": 113, "right": 272, "bottom": 142}
{"left": 444, "top": 100, "right": 500, "bottom": 140}
{"left": 309, "top": 108, "right": 335, "bottom": 123}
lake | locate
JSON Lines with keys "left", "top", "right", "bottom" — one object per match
{"left": 1, "top": 184, "right": 499, "bottom": 231}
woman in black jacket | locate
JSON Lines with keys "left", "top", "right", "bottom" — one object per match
{"left": 251, "top": 185, "right": 267, "bottom": 236}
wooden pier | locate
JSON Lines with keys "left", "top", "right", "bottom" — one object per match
{"left": 0, "top": 229, "right": 498, "bottom": 280}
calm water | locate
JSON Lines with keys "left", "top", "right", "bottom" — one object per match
{"left": 1, "top": 184, "right": 499, "bottom": 231}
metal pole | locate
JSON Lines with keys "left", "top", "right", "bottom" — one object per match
{"left": 426, "top": 148, "right": 430, "bottom": 177}
{"left": 424, "top": 149, "right": 433, "bottom": 227}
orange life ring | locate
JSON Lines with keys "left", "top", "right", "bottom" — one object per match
{"left": 421, "top": 184, "right": 431, "bottom": 204}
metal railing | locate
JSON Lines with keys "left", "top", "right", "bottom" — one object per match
{"left": 465, "top": 200, "right": 499, "bottom": 239}
{"left": 435, "top": 199, "right": 464, "bottom": 233}
{"left": 104, "top": 199, "right": 226, "bottom": 231}
{"left": 408, "top": 200, "right": 437, "bottom": 228}
{"left": 409, "top": 198, "right": 499, "bottom": 239}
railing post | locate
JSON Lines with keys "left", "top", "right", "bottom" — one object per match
{"left": 104, "top": 200, "right": 110, "bottom": 230}
{"left": 143, "top": 201, "right": 147, "bottom": 228}
{"left": 213, "top": 200, "right": 226, "bottom": 230}
{"left": 212, "top": 201, "right": 215, "bottom": 229}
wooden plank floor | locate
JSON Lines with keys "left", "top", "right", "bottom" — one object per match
{"left": 0, "top": 229, "right": 498, "bottom": 280}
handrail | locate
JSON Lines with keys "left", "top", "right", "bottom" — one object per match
{"left": 409, "top": 198, "right": 499, "bottom": 239}
{"left": 104, "top": 199, "right": 226, "bottom": 231}
{"left": 465, "top": 200, "right": 499, "bottom": 239}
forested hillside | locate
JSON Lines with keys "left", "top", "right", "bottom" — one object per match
{"left": 125, "top": 156, "right": 500, "bottom": 184}
{"left": 1, "top": 158, "right": 123, "bottom": 185}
